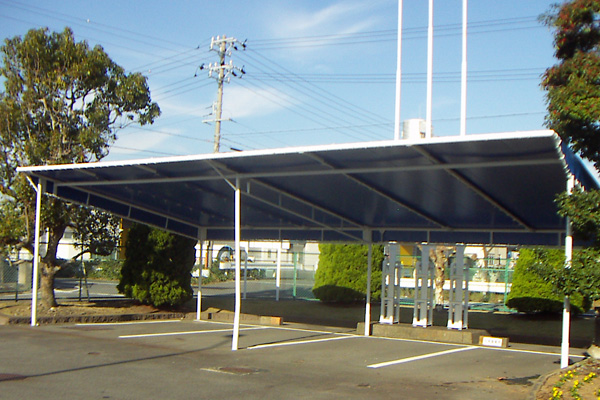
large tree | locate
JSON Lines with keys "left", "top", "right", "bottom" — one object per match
{"left": 542, "top": 0, "right": 600, "bottom": 168}
{"left": 540, "top": 0, "right": 600, "bottom": 336}
{"left": 0, "top": 27, "right": 159, "bottom": 308}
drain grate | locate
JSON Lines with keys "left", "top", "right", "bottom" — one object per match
{"left": 219, "top": 367, "right": 260, "bottom": 375}
{"left": 0, "top": 374, "right": 27, "bottom": 382}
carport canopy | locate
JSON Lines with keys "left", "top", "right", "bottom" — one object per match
{"left": 17, "top": 130, "right": 600, "bottom": 247}
{"left": 17, "top": 129, "right": 600, "bottom": 357}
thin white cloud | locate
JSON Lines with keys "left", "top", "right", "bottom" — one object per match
{"left": 155, "top": 86, "right": 295, "bottom": 121}
{"left": 266, "top": 1, "right": 384, "bottom": 41}
{"left": 109, "top": 128, "right": 173, "bottom": 158}
{"left": 221, "top": 86, "right": 295, "bottom": 119}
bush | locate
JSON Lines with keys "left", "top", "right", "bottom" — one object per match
{"left": 117, "top": 224, "right": 195, "bottom": 308}
{"left": 87, "top": 260, "right": 123, "bottom": 280}
{"left": 506, "top": 248, "right": 590, "bottom": 314}
{"left": 313, "top": 243, "right": 384, "bottom": 303}
{"left": 55, "top": 258, "right": 123, "bottom": 280}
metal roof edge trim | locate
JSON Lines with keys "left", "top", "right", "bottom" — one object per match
{"left": 16, "top": 130, "right": 557, "bottom": 174}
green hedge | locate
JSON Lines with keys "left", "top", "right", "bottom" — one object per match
{"left": 313, "top": 243, "right": 384, "bottom": 303}
{"left": 506, "top": 248, "right": 590, "bottom": 314}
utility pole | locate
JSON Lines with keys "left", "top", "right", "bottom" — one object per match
{"left": 201, "top": 35, "right": 245, "bottom": 153}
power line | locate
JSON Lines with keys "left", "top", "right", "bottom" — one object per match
{"left": 238, "top": 50, "right": 391, "bottom": 139}
{"left": 249, "top": 16, "right": 542, "bottom": 50}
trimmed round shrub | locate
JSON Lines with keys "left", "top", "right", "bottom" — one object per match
{"left": 117, "top": 224, "right": 195, "bottom": 308}
{"left": 313, "top": 243, "right": 384, "bottom": 303}
{"left": 506, "top": 248, "right": 590, "bottom": 314}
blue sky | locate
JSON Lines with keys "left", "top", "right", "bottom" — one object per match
{"left": 0, "top": 0, "right": 559, "bottom": 161}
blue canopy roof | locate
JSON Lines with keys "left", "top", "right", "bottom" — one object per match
{"left": 18, "top": 130, "right": 599, "bottom": 246}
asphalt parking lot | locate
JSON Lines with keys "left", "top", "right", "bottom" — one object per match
{"left": 0, "top": 319, "right": 586, "bottom": 400}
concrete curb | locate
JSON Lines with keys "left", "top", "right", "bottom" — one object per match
{"left": 0, "top": 308, "right": 283, "bottom": 326}
{"left": 199, "top": 308, "right": 283, "bottom": 326}
{"left": 0, "top": 311, "right": 186, "bottom": 325}
{"left": 357, "top": 321, "right": 493, "bottom": 346}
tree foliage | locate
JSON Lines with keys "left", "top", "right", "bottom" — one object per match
{"left": 542, "top": 0, "right": 600, "bottom": 168}
{"left": 313, "top": 243, "right": 384, "bottom": 303}
{"left": 539, "top": 1, "right": 600, "bottom": 306}
{"left": 118, "top": 224, "right": 195, "bottom": 308}
{"left": 0, "top": 27, "right": 159, "bottom": 307}
{"left": 556, "top": 187, "right": 600, "bottom": 244}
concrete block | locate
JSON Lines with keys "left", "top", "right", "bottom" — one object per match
{"left": 358, "top": 322, "right": 490, "bottom": 345}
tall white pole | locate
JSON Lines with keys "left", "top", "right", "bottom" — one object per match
{"left": 460, "top": 0, "right": 468, "bottom": 136}
{"left": 364, "top": 243, "right": 373, "bottom": 336}
{"left": 275, "top": 243, "right": 282, "bottom": 301}
{"left": 30, "top": 180, "right": 42, "bottom": 327}
{"left": 426, "top": 0, "right": 434, "bottom": 138}
{"left": 196, "top": 239, "right": 203, "bottom": 321}
{"left": 243, "top": 242, "right": 248, "bottom": 300}
{"left": 394, "top": 0, "right": 404, "bottom": 140}
{"left": 232, "top": 178, "right": 241, "bottom": 351}
{"left": 561, "top": 175, "right": 575, "bottom": 368}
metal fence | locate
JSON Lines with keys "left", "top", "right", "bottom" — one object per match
{"left": 2, "top": 245, "right": 516, "bottom": 310}
{"left": 199, "top": 249, "right": 516, "bottom": 309}
{"left": 198, "top": 248, "right": 319, "bottom": 301}
{"left": 0, "top": 259, "right": 33, "bottom": 299}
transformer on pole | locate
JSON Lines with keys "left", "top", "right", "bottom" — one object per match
{"left": 200, "top": 35, "right": 246, "bottom": 153}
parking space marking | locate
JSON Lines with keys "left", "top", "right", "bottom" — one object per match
{"left": 480, "top": 346, "right": 585, "bottom": 359}
{"left": 119, "top": 326, "right": 267, "bottom": 339}
{"left": 77, "top": 320, "right": 182, "bottom": 326}
{"left": 368, "top": 346, "right": 478, "bottom": 369}
{"left": 247, "top": 335, "right": 356, "bottom": 350}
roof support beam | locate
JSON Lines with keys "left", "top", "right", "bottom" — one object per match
{"left": 306, "top": 153, "right": 450, "bottom": 229}
{"left": 49, "top": 158, "right": 561, "bottom": 188}
{"left": 412, "top": 146, "right": 534, "bottom": 231}
{"left": 208, "top": 160, "right": 364, "bottom": 230}
{"left": 242, "top": 185, "right": 364, "bottom": 242}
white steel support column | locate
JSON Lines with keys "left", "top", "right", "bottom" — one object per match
{"left": 364, "top": 242, "right": 373, "bottom": 336}
{"left": 425, "top": 0, "right": 434, "bottom": 138}
{"left": 276, "top": 243, "right": 282, "bottom": 301}
{"left": 196, "top": 238, "right": 203, "bottom": 321}
{"left": 243, "top": 242, "right": 248, "bottom": 300}
{"left": 394, "top": 0, "right": 403, "bottom": 140}
{"left": 30, "top": 179, "right": 43, "bottom": 327}
{"left": 414, "top": 244, "right": 434, "bottom": 327}
{"left": 380, "top": 244, "right": 401, "bottom": 324}
{"left": 232, "top": 178, "right": 242, "bottom": 351}
{"left": 447, "top": 245, "right": 467, "bottom": 330}
{"left": 562, "top": 175, "right": 575, "bottom": 368}
{"left": 460, "top": 0, "right": 468, "bottom": 136}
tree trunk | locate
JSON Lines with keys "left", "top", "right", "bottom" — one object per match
{"left": 40, "top": 262, "right": 58, "bottom": 308}
{"left": 433, "top": 247, "right": 446, "bottom": 307}
{"left": 433, "top": 246, "right": 455, "bottom": 307}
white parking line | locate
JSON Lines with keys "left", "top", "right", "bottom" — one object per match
{"left": 480, "top": 346, "right": 585, "bottom": 359}
{"left": 77, "top": 320, "right": 181, "bottom": 326}
{"left": 247, "top": 335, "right": 355, "bottom": 350}
{"left": 119, "top": 326, "right": 267, "bottom": 339}
{"left": 368, "top": 346, "right": 478, "bottom": 369}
